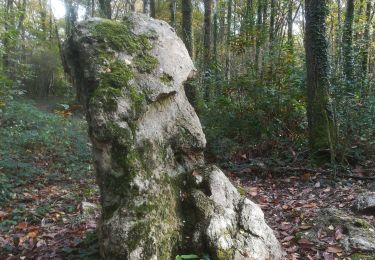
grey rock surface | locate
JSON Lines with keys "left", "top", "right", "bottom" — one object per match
{"left": 352, "top": 192, "right": 375, "bottom": 215}
{"left": 64, "top": 13, "right": 281, "bottom": 260}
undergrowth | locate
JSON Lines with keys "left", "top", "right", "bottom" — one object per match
{"left": 0, "top": 99, "right": 91, "bottom": 203}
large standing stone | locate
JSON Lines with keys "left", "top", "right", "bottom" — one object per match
{"left": 64, "top": 13, "right": 282, "bottom": 260}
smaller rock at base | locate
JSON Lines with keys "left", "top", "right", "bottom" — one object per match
{"left": 352, "top": 192, "right": 375, "bottom": 215}
{"left": 81, "top": 202, "right": 98, "bottom": 217}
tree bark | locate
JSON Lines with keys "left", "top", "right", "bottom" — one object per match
{"left": 255, "top": 0, "right": 263, "bottom": 77}
{"left": 2, "top": 0, "right": 14, "bottom": 73}
{"left": 64, "top": 0, "right": 77, "bottom": 38}
{"left": 98, "top": 0, "right": 111, "bottom": 19}
{"left": 360, "top": 0, "right": 372, "bottom": 98}
{"left": 225, "top": 0, "right": 233, "bottom": 81}
{"left": 287, "top": 0, "right": 293, "bottom": 49}
{"left": 170, "top": 0, "right": 177, "bottom": 28}
{"left": 305, "top": 0, "right": 336, "bottom": 162}
{"left": 334, "top": 0, "right": 342, "bottom": 77}
{"left": 269, "top": 0, "right": 276, "bottom": 78}
{"left": 342, "top": 0, "right": 354, "bottom": 84}
{"left": 203, "top": 0, "right": 212, "bottom": 100}
{"left": 150, "top": 0, "right": 156, "bottom": 18}
{"left": 181, "top": 0, "right": 193, "bottom": 57}
{"left": 143, "top": 0, "right": 150, "bottom": 15}
{"left": 181, "top": 0, "right": 197, "bottom": 109}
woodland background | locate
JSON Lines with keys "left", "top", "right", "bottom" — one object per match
{"left": 0, "top": 0, "right": 375, "bottom": 259}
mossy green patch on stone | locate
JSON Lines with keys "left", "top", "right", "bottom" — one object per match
{"left": 216, "top": 248, "right": 234, "bottom": 259}
{"left": 92, "top": 19, "right": 139, "bottom": 53}
{"left": 91, "top": 19, "right": 155, "bottom": 55}
{"left": 133, "top": 53, "right": 159, "bottom": 73}
{"left": 101, "top": 60, "right": 134, "bottom": 89}
{"left": 89, "top": 59, "right": 134, "bottom": 112}
{"left": 160, "top": 72, "right": 173, "bottom": 84}
{"left": 90, "top": 87, "right": 122, "bottom": 112}
{"left": 128, "top": 85, "right": 146, "bottom": 115}
{"left": 354, "top": 219, "right": 372, "bottom": 229}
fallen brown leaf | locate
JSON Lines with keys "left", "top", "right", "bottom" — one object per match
{"left": 16, "top": 222, "right": 28, "bottom": 230}
{"left": 326, "top": 245, "right": 342, "bottom": 254}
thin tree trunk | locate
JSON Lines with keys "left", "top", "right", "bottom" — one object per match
{"left": 64, "top": 0, "right": 77, "bottom": 38}
{"left": 150, "top": 0, "right": 156, "bottom": 18}
{"left": 360, "top": 0, "right": 371, "bottom": 98}
{"left": 213, "top": 0, "right": 218, "bottom": 62}
{"left": 181, "top": 0, "right": 197, "bottom": 109}
{"left": 260, "top": 0, "right": 268, "bottom": 80}
{"left": 203, "top": 0, "right": 212, "bottom": 100}
{"left": 3, "top": 0, "right": 14, "bottom": 74}
{"left": 335, "top": 0, "right": 342, "bottom": 77}
{"left": 181, "top": 0, "right": 193, "bottom": 57}
{"left": 143, "top": 0, "right": 150, "bottom": 16}
{"left": 269, "top": 0, "right": 276, "bottom": 78}
{"left": 255, "top": 0, "right": 262, "bottom": 77}
{"left": 91, "top": 0, "right": 95, "bottom": 17}
{"left": 18, "top": 0, "right": 26, "bottom": 62}
{"left": 225, "top": 0, "right": 232, "bottom": 81}
{"left": 342, "top": 0, "right": 354, "bottom": 84}
{"left": 170, "top": 0, "right": 177, "bottom": 27}
{"left": 98, "top": 0, "right": 111, "bottom": 19}
{"left": 305, "top": 0, "right": 336, "bottom": 162}
{"left": 287, "top": 0, "right": 293, "bottom": 49}
{"left": 354, "top": 0, "right": 364, "bottom": 41}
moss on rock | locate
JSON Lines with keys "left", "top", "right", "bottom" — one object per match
{"left": 133, "top": 53, "right": 159, "bottom": 73}
{"left": 92, "top": 19, "right": 141, "bottom": 53}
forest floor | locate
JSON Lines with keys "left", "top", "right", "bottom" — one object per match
{"left": 226, "top": 164, "right": 375, "bottom": 260}
{"left": 0, "top": 100, "right": 374, "bottom": 259}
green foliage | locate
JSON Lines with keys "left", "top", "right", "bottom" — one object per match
{"left": 24, "top": 45, "right": 70, "bottom": 98}
{"left": 0, "top": 99, "right": 91, "bottom": 203}
{"left": 200, "top": 52, "right": 306, "bottom": 159}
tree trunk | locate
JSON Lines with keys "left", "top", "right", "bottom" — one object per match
{"left": 342, "top": 0, "right": 354, "bottom": 84}
{"left": 91, "top": 0, "right": 95, "bottom": 17}
{"left": 305, "top": 0, "right": 336, "bottom": 162}
{"left": 150, "top": 0, "right": 156, "bottom": 18}
{"left": 181, "top": 0, "right": 193, "bottom": 57}
{"left": 203, "top": 0, "right": 212, "bottom": 100}
{"left": 269, "top": 0, "right": 276, "bottom": 78}
{"left": 18, "top": 0, "right": 27, "bottom": 63}
{"left": 181, "top": 0, "right": 196, "bottom": 108}
{"left": 143, "top": 0, "right": 150, "bottom": 16}
{"left": 287, "top": 0, "right": 293, "bottom": 49}
{"left": 2, "top": 0, "right": 14, "bottom": 74}
{"left": 334, "top": 0, "right": 342, "bottom": 77}
{"left": 38, "top": 0, "right": 48, "bottom": 40}
{"left": 255, "top": 0, "right": 262, "bottom": 77}
{"left": 64, "top": 0, "right": 77, "bottom": 38}
{"left": 98, "top": 0, "right": 111, "bottom": 19}
{"left": 354, "top": 0, "right": 364, "bottom": 41}
{"left": 225, "top": 0, "right": 232, "bottom": 81}
{"left": 360, "top": 0, "right": 371, "bottom": 98}
{"left": 170, "top": 0, "right": 177, "bottom": 28}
